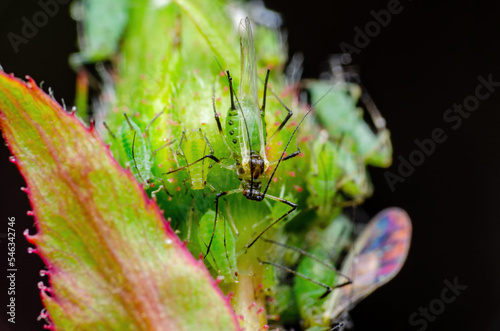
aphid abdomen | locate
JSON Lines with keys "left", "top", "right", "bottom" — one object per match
{"left": 182, "top": 131, "right": 210, "bottom": 190}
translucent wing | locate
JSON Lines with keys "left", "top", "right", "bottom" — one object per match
{"left": 238, "top": 17, "right": 266, "bottom": 157}
{"left": 324, "top": 208, "right": 412, "bottom": 322}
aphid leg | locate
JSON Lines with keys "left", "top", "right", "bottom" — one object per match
{"left": 260, "top": 69, "right": 270, "bottom": 118}
{"left": 205, "top": 189, "right": 242, "bottom": 257}
{"left": 164, "top": 154, "right": 227, "bottom": 176}
{"left": 262, "top": 238, "right": 352, "bottom": 296}
{"left": 121, "top": 113, "right": 150, "bottom": 186}
{"left": 103, "top": 122, "right": 116, "bottom": 140}
{"left": 165, "top": 130, "right": 232, "bottom": 177}
{"left": 176, "top": 131, "right": 188, "bottom": 156}
{"left": 130, "top": 131, "right": 146, "bottom": 185}
{"left": 186, "top": 198, "right": 195, "bottom": 243}
{"left": 358, "top": 86, "right": 392, "bottom": 157}
{"left": 144, "top": 110, "right": 165, "bottom": 139}
{"left": 245, "top": 195, "right": 297, "bottom": 251}
{"left": 212, "top": 84, "right": 233, "bottom": 155}
{"left": 151, "top": 184, "right": 164, "bottom": 201}
{"left": 222, "top": 205, "right": 236, "bottom": 278}
{"left": 359, "top": 87, "right": 386, "bottom": 131}
{"left": 258, "top": 259, "right": 349, "bottom": 299}
{"left": 153, "top": 140, "right": 175, "bottom": 158}
{"left": 158, "top": 178, "right": 172, "bottom": 197}
{"left": 269, "top": 146, "right": 301, "bottom": 165}
{"left": 203, "top": 183, "right": 217, "bottom": 198}
{"left": 224, "top": 200, "right": 239, "bottom": 237}
{"left": 330, "top": 322, "right": 345, "bottom": 331}
{"left": 182, "top": 179, "right": 190, "bottom": 194}
{"left": 265, "top": 81, "right": 294, "bottom": 143}
{"left": 197, "top": 221, "right": 221, "bottom": 273}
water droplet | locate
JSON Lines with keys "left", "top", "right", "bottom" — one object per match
{"left": 9, "top": 156, "right": 16, "bottom": 163}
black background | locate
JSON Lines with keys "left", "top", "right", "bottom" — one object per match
{"left": 1, "top": 0, "right": 499, "bottom": 330}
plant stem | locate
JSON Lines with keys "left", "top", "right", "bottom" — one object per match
{"left": 231, "top": 272, "right": 267, "bottom": 330}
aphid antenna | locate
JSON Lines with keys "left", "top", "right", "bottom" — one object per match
{"left": 262, "top": 238, "right": 352, "bottom": 286}
{"left": 257, "top": 258, "right": 350, "bottom": 300}
{"left": 263, "top": 84, "right": 337, "bottom": 196}
{"left": 145, "top": 109, "right": 165, "bottom": 135}
{"left": 130, "top": 131, "right": 147, "bottom": 185}
{"left": 123, "top": 112, "right": 135, "bottom": 130}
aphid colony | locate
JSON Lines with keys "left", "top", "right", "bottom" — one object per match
{"left": 101, "top": 17, "right": 410, "bottom": 331}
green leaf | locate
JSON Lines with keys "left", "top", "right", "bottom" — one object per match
{"left": 0, "top": 72, "right": 240, "bottom": 331}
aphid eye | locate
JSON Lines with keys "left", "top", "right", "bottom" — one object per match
{"left": 228, "top": 121, "right": 233, "bottom": 125}
{"left": 229, "top": 130, "right": 234, "bottom": 135}
{"left": 232, "top": 139, "right": 237, "bottom": 144}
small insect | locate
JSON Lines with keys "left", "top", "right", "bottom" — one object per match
{"left": 105, "top": 111, "right": 174, "bottom": 198}
{"left": 206, "top": 17, "right": 330, "bottom": 255}
{"left": 293, "top": 208, "right": 411, "bottom": 328}
{"left": 306, "top": 57, "right": 393, "bottom": 168}
{"left": 198, "top": 209, "right": 237, "bottom": 282}
{"left": 164, "top": 128, "right": 220, "bottom": 192}
{"left": 264, "top": 209, "right": 410, "bottom": 329}
{"left": 307, "top": 130, "right": 372, "bottom": 217}
{"left": 256, "top": 215, "right": 353, "bottom": 329}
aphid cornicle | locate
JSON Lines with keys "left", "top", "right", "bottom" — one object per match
{"left": 205, "top": 17, "right": 332, "bottom": 256}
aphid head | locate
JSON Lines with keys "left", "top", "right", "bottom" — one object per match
{"left": 242, "top": 189, "right": 264, "bottom": 201}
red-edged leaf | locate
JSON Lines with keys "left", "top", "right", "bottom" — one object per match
{"left": 0, "top": 71, "right": 240, "bottom": 330}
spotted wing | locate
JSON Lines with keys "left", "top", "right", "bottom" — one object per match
{"left": 324, "top": 208, "right": 412, "bottom": 322}
{"left": 238, "top": 17, "right": 265, "bottom": 158}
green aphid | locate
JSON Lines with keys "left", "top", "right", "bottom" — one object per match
{"left": 109, "top": 111, "right": 173, "bottom": 198}
{"left": 205, "top": 17, "right": 307, "bottom": 255}
{"left": 307, "top": 60, "right": 392, "bottom": 168}
{"left": 293, "top": 214, "right": 353, "bottom": 328}
{"left": 258, "top": 216, "right": 352, "bottom": 329}
{"left": 165, "top": 128, "right": 219, "bottom": 191}
{"left": 307, "top": 130, "right": 372, "bottom": 216}
{"left": 198, "top": 210, "right": 237, "bottom": 282}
